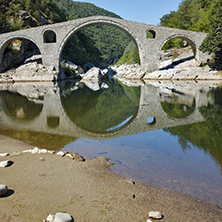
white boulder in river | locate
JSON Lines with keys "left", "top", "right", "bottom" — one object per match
{"left": 0, "top": 184, "right": 8, "bottom": 197}
{"left": 44, "top": 212, "right": 74, "bottom": 222}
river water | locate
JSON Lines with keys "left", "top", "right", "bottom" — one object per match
{"left": 0, "top": 79, "right": 222, "bottom": 206}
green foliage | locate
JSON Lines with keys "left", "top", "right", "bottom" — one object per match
{"left": 199, "top": 0, "right": 222, "bottom": 69}
{"left": 162, "top": 38, "right": 184, "bottom": 51}
{"left": 53, "top": 0, "right": 121, "bottom": 20}
{"left": 61, "top": 79, "right": 141, "bottom": 133}
{"left": 0, "top": 0, "right": 136, "bottom": 68}
{"left": 9, "top": 18, "right": 24, "bottom": 31}
{"left": 161, "top": 95, "right": 196, "bottom": 118}
{"left": 199, "top": 0, "right": 222, "bottom": 53}
{"left": 116, "top": 41, "right": 140, "bottom": 65}
{"left": 160, "top": 0, "right": 212, "bottom": 32}
{"left": 160, "top": 0, "right": 222, "bottom": 69}
{"left": 164, "top": 87, "right": 222, "bottom": 171}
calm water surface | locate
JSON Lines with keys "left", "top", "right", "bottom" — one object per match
{"left": 0, "top": 79, "right": 222, "bottom": 206}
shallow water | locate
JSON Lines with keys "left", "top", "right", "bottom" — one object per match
{"left": 0, "top": 79, "right": 222, "bottom": 206}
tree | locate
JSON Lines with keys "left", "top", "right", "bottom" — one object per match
{"left": 200, "top": 0, "right": 222, "bottom": 69}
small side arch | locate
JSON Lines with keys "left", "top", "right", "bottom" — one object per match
{"left": 159, "top": 34, "right": 197, "bottom": 58}
{"left": 43, "top": 30, "right": 57, "bottom": 43}
{"left": 146, "top": 29, "right": 157, "bottom": 39}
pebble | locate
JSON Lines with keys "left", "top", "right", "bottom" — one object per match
{"left": 0, "top": 160, "right": 14, "bottom": 167}
{"left": 146, "top": 220, "right": 153, "bottom": 222}
{"left": 38, "top": 149, "right": 48, "bottom": 154}
{"left": 65, "top": 153, "right": 74, "bottom": 159}
{"left": 56, "top": 151, "right": 66, "bottom": 157}
{"left": 32, "top": 147, "right": 40, "bottom": 154}
{"left": 148, "top": 211, "right": 163, "bottom": 220}
{"left": 72, "top": 153, "right": 85, "bottom": 162}
{"left": 0, "top": 153, "right": 9, "bottom": 157}
{"left": 22, "top": 148, "right": 55, "bottom": 154}
{"left": 0, "top": 184, "right": 8, "bottom": 197}
{"left": 11, "top": 151, "right": 22, "bottom": 156}
{"left": 44, "top": 212, "right": 74, "bottom": 222}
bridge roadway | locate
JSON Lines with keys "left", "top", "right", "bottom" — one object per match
{"left": 0, "top": 16, "right": 209, "bottom": 79}
{"left": 0, "top": 82, "right": 211, "bottom": 141}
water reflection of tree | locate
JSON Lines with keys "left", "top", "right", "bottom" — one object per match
{"left": 164, "top": 87, "right": 222, "bottom": 172}
{"left": 0, "top": 92, "right": 43, "bottom": 120}
{"left": 61, "top": 79, "right": 141, "bottom": 133}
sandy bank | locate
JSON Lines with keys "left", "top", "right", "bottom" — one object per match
{"left": 0, "top": 135, "right": 222, "bottom": 222}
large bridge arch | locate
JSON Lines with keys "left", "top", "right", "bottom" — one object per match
{"left": 57, "top": 18, "right": 146, "bottom": 74}
{"left": 0, "top": 34, "right": 42, "bottom": 67}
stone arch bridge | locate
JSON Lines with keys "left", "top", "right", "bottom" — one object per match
{"left": 0, "top": 16, "right": 208, "bottom": 79}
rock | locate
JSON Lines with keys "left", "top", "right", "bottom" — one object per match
{"left": 13, "top": 62, "right": 56, "bottom": 82}
{"left": 96, "top": 156, "right": 114, "bottom": 166}
{"left": 65, "top": 153, "right": 74, "bottom": 159}
{"left": 47, "top": 150, "right": 56, "bottom": 154}
{"left": 148, "top": 211, "right": 163, "bottom": 220}
{"left": 38, "top": 149, "right": 48, "bottom": 154}
{"left": 56, "top": 151, "right": 66, "bottom": 157}
{"left": 0, "top": 153, "right": 9, "bottom": 157}
{"left": 18, "top": 10, "right": 38, "bottom": 27}
{"left": 44, "top": 212, "right": 74, "bottom": 222}
{"left": 0, "top": 160, "right": 14, "bottom": 167}
{"left": 82, "top": 67, "right": 108, "bottom": 80}
{"left": 11, "top": 151, "right": 22, "bottom": 156}
{"left": 32, "top": 147, "right": 40, "bottom": 154}
{"left": 72, "top": 153, "right": 85, "bottom": 162}
{"left": 0, "top": 185, "right": 8, "bottom": 197}
{"left": 81, "top": 80, "right": 100, "bottom": 91}
{"left": 66, "top": 61, "right": 78, "bottom": 71}
{"left": 22, "top": 149, "right": 33, "bottom": 153}
{"left": 146, "top": 220, "right": 153, "bottom": 222}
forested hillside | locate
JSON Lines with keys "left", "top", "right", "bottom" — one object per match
{"left": 0, "top": 0, "right": 134, "bottom": 69}
{"left": 160, "top": 0, "right": 222, "bottom": 69}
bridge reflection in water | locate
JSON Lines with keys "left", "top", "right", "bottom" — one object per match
{"left": 1, "top": 80, "right": 222, "bottom": 206}
{"left": 0, "top": 79, "right": 211, "bottom": 142}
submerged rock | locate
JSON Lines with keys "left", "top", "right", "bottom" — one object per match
{"left": 44, "top": 212, "right": 74, "bottom": 222}
{"left": 0, "top": 184, "right": 8, "bottom": 197}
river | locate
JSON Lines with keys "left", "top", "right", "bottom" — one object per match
{"left": 0, "top": 79, "right": 222, "bottom": 207}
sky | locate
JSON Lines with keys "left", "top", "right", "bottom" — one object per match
{"left": 78, "top": 0, "right": 181, "bottom": 25}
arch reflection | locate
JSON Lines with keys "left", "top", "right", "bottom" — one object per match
{"left": 60, "top": 79, "right": 141, "bottom": 133}
{"left": 160, "top": 92, "right": 196, "bottom": 119}
{"left": 0, "top": 91, "right": 43, "bottom": 121}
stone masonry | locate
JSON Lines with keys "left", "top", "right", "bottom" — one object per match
{"left": 0, "top": 16, "right": 209, "bottom": 80}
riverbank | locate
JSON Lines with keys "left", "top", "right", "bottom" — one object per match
{"left": 1, "top": 47, "right": 222, "bottom": 83}
{"left": 0, "top": 135, "right": 222, "bottom": 222}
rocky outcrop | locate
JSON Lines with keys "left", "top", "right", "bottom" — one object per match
{"left": 18, "top": 10, "right": 38, "bottom": 27}
{"left": 112, "top": 58, "right": 222, "bottom": 81}
{"left": 111, "top": 64, "right": 145, "bottom": 79}
{"left": 13, "top": 62, "right": 57, "bottom": 82}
